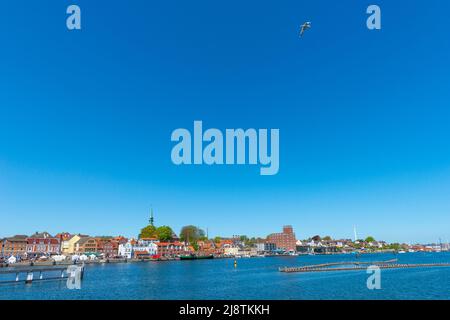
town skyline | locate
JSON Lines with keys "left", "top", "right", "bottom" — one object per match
{"left": 2, "top": 225, "right": 448, "bottom": 264}
{"left": 2, "top": 1, "right": 450, "bottom": 245}
{"left": 1, "top": 216, "right": 448, "bottom": 246}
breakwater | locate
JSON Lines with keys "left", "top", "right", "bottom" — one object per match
{"left": 279, "top": 260, "right": 450, "bottom": 273}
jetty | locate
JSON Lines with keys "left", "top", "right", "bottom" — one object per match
{"left": 0, "top": 265, "right": 84, "bottom": 285}
{"left": 0, "top": 257, "right": 181, "bottom": 269}
{"left": 279, "top": 259, "right": 450, "bottom": 273}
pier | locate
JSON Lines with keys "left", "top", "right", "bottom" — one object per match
{"left": 0, "top": 265, "right": 84, "bottom": 285}
{"left": 279, "top": 260, "right": 450, "bottom": 273}
{"left": 0, "top": 257, "right": 174, "bottom": 269}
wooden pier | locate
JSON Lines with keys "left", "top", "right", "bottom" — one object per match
{"left": 279, "top": 260, "right": 450, "bottom": 273}
{"left": 0, "top": 265, "right": 84, "bottom": 284}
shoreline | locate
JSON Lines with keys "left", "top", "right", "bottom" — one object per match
{"left": 1, "top": 250, "right": 445, "bottom": 270}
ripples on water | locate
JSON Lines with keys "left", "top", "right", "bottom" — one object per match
{"left": 1, "top": 252, "right": 449, "bottom": 300}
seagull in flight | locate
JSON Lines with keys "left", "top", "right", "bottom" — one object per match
{"left": 300, "top": 22, "right": 311, "bottom": 37}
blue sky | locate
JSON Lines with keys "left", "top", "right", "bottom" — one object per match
{"left": 1, "top": 1, "right": 449, "bottom": 243}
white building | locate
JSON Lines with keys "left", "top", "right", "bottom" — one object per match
{"left": 256, "top": 243, "right": 265, "bottom": 253}
{"left": 133, "top": 241, "right": 158, "bottom": 256}
{"left": 118, "top": 242, "right": 133, "bottom": 259}
{"left": 307, "top": 240, "right": 323, "bottom": 247}
{"left": 118, "top": 238, "right": 159, "bottom": 259}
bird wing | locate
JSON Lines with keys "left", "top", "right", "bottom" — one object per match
{"left": 300, "top": 26, "right": 305, "bottom": 36}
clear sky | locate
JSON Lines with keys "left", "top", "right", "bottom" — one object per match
{"left": 1, "top": 1, "right": 449, "bottom": 243}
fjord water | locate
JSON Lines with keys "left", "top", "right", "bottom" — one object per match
{"left": 1, "top": 252, "right": 449, "bottom": 300}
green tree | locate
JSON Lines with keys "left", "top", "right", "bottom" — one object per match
{"left": 179, "top": 225, "right": 205, "bottom": 243}
{"left": 323, "top": 236, "right": 332, "bottom": 241}
{"left": 139, "top": 225, "right": 157, "bottom": 239}
{"left": 240, "top": 235, "right": 248, "bottom": 242}
{"left": 214, "top": 236, "right": 221, "bottom": 243}
{"left": 156, "top": 226, "right": 174, "bottom": 241}
{"left": 246, "top": 237, "right": 257, "bottom": 246}
{"left": 365, "top": 236, "right": 376, "bottom": 243}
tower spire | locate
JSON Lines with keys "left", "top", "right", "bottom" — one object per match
{"left": 149, "top": 206, "right": 154, "bottom": 226}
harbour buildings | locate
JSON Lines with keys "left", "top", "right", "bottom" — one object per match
{"left": 132, "top": 238, "right": 159, "bottom": 258}
{"left": 96, "top": 237, "right": 123, "bottom": 257}
{"left": 118, "top": 240, "right": 134, "bottom": 258}
{"left": 157, "top": 241, "right": 189, "bottom": 257}
{"left": 61, "top": 234, "right": 82, "bottom": 255}
{"left": 256, "top": 242, "right": 277, "bottom": 253}
{"left": 266, "top": 225, "right": 297, "bottom": 251}
{"left": 26, "top": 232, "right": 61, "bottom": 257}
{"left": 118, "top": 238, "right": 159, "bottom": 259}
{"left": 0, "top": 235, "right": 28, "bottom": 258}
{"left": 74, "top": 237, "right": 98, "bottom": 254}
{"left": 117, "top": 238, "right": 189, "bottom": 258}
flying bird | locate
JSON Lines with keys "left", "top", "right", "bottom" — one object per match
{"left": 299, "top": 22, "right": 311, "bottom": 37}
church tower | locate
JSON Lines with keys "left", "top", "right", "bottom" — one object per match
{"left": 149, "top": 207, "right": 154, "bottom": 226}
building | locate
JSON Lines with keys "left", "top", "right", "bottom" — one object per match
{"left": 256, "top": 242, "right": 277, "bottom": 253}
{"left": 223, "top": 245, "right": 239, "bottom": 256}
{"left": 157, "top": 241, "right": 189, "bottom": 257}
{"left": 0, "top": 235, "right": 28, "bottom": 257}
{"left": 118, "top": 240, "right": 135, "bottom": 259}
{"left": 266, "top": 226, "right": 297, "bottom": 251}
{"left": 218, "top": 239, "right": 234, "bottom": 248}
{"left": 112, "top": 236, "right": 128, "bottom": 245}
{"left": 132, "top": 238, "right": 158, "bottom": 258}
{"left": 96, "top": 238, "right": 120, "bottom": 257}
{"left": 256, "top": 243, "right": 264, "bottom": 252}
{"left": 118, "top": 238, "right": 158, "bottom": 259}
{"left": 55, "top": 232, "right": 72, "bottom": 242}
{"left": 61, "top": 235, "right": 82, "bottom": 255}
{"left": 26, "top": 232, "right": 60, "bottom": 256}
{"left": 74, "top": 237, "right": 98, "bottom": 254}
{"left": 196, "top": 240, "right": 218, "bottom": 255}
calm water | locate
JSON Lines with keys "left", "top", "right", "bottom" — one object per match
{"left": 1, "top": 252, "right": 449, "bottom": 300}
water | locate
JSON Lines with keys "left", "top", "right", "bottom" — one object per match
{"left": 1, "top": 252, "right": 449, "bottom": 300}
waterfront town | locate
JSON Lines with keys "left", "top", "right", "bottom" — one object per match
{"left": 1, "top": 213, "right": 448, "bottom": 265}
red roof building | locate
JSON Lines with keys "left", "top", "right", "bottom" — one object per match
{"left": 157, "top": 242, "right": 190, "bottom": 257}
{"left": 26, "top": 232, "right": 61, "bottom": 256}
{"left": 96, "top": 238, "right": 119, "bottom": 257}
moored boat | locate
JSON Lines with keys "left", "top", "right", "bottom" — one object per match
{"left": 179, "top": 254, "right": 214, "bottom": 260}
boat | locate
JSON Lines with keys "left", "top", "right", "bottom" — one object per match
{"left": 179, "top": 254, "right": 214, "bottom": 260}
{"left": 398, "top": 250, "right": 406, "bottom": 254}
